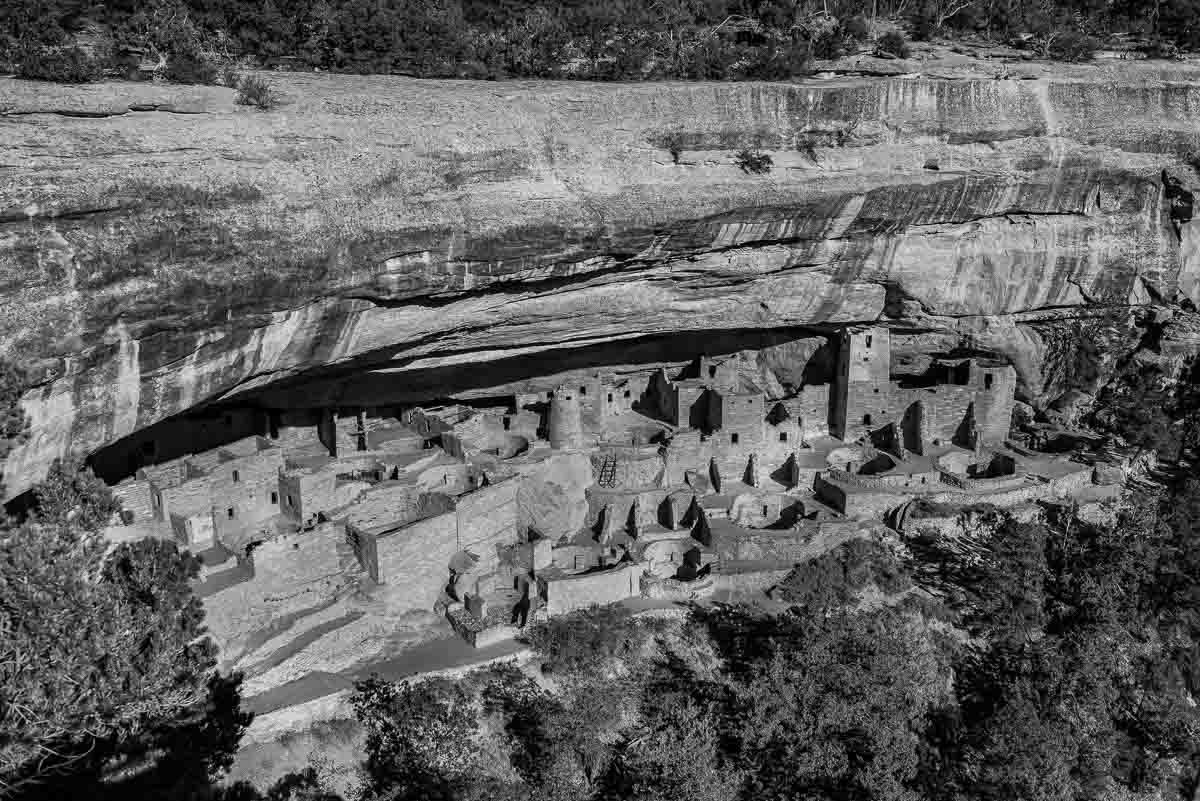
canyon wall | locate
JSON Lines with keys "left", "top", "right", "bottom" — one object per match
{"left": 4, "top": 55, "right": 1200, "bottom": 497}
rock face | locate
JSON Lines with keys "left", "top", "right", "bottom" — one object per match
{"left": 5, "top": 57, "right": 1200, "bottom": 497}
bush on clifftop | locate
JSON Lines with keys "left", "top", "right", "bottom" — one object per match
{"left": 16, "top": 45, "right": 103, "bottom": 82}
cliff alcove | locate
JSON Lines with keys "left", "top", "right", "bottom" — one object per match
{"left": 5, "top": 52, "right": 1200, "bottom": 496}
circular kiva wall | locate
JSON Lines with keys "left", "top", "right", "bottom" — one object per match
{"left": 642, "top": 538, "right": 704, "bottom": 579}
{"left": 937, "top": 450, "right": 1017, "bottom": 479}
{"left": 591, "top": 446, "right": 664, "bottom": 490}
{"left": 826, "top": 446, "right": 897, "bottom": 475}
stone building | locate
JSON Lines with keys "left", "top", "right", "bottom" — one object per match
{"left": 830, "top": 327, "right": 893, "bottom": 441}
{"left": 830, "top": 327, "right": 1017, "bottom": 449}
{"left": 548, "top": 385, "right": 587, "bottom": 450}
{"left": 143, "top": 435, "right": 284, "bottom": 550}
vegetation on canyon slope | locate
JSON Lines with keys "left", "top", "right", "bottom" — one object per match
{"left": 0, "top": 451, "right": 250, "bottom": 799}
{"left": 4, "top": 0, "right": 1192, "bottom": 85}
{"left": 210, "top": 476, "right": 1200, "bottom": 801}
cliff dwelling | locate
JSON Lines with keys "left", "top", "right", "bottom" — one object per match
{"left": 91, "top": 323, "right": 1111, "bottom": 654}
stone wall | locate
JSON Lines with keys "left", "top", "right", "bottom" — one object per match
{"left": 787, "top": 386, "right": 830, "bottom": 440}
{"left": 539, "top": 562, "right": 640, "bottom": 616}
{"left": 210, "top": 445, "right": 285, "bottom": 543}
{"left": 272, "top": 409, "right": 323, "bottom": 450}
{"left": 339, "top": 482, "right": 430, "bottom": 532}
{"left": 834, "top": 379, "right": 894, "bottom": 440}
{"left": 591, "top": 445, "right": 664, "bottom": 490}
{"left": 551, "top": 544, "right": 605, "bottom": 573}
{"left": 111, "top": 477, "right": 153, "bottom": 524}
{"left": 822, "top": 467, "right": 938, "bottom": 490}
{"left": 674, "top": 383, "right": 706, "bottom": 430}
{"left": 253, "top": 524, "right": 342, "bottom": 585}
{"left": 970, "top": 365, "right": 1018, "bottom": 444}
{"left": 374, "top": 511, "right": 459, "bottom": 608}
{"left": 710, "top": 566, "right": 794, "bottom": 596}
{"left": 728, "top": 491, "right": 788, "bottom": 528}
{"left": 455, "top": 479, "right": 519, "bottom": 572}
{"left": 279, "top": 469, "right": 337, "bottom": 521}
{"left": 640, "top": 572, "right": 715, "bottom": 600}
{"left": 171, "top": 509, "right": 215, "bottom": 549}
{"left": 814, "top": 474, "right": 911, "bottom": 518}
{"left": 512, "top": 451, "right": 592, "bottom": 539}
{"left": 715, "top": 391, "right": 766, "bottom": 448}
{"left": 938, "top": 470, "right": 1027, "bottom": 492}
{"left": 156, "top": 476, "right": 211, "bottom": 521}
{"left": 709, "top": 524, "right": 812, "bottom": 564}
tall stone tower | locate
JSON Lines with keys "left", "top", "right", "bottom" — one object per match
{"left": 548, "top": 385, "right": 585, "bottom": 450}
{"left": 831, "top": 326, "right": 893, "bottom": 440}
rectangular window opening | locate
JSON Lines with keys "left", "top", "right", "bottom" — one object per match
{"left": 731, "top": 433, "right": 740, "bottom": 444}
{"left": 779, "top": 432, "right": 788, "bottom": 442}
{"left": 271, "top": 491, "right": 278, "bottom": 504}
{"left": 227, "top": 508, "right": 235, "bottom": 519}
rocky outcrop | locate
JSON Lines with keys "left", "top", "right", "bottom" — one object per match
{"left": 5, "top": 56, "right": 1200, "bottom": 497}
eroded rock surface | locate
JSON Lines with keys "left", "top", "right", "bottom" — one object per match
{"left": 5, "top": 57, "right": 1200, "bottom": 496}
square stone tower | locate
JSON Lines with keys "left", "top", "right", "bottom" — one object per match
{"left": 831, "top": 326, "right": 893, "bottom": 440}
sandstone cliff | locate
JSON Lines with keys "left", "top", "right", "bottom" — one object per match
{"left": 4, "top": 52, "right": 1200, "bottom": 497}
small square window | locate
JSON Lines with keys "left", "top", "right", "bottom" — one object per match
{"left": 731, "top": 433, "right": 740, "bottom": 444}
{"left": 624, "top": 390, "right": 631, "bottom": 398}
{"left": 779, "top": 432, "right": 788, "bottom": 442}
{"left": 580, "top": 386, "right": 587, "bottom": 395}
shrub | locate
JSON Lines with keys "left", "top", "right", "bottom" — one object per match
{"left": 875, "top": 30, "right": 911, "bottom": 58}
{"left": 662, "top": 131, "right": 685, "bottom": 164}
{"left": 220, "top": 63, "right": 240, "bottom": 88}
{"left": 0, "top": 359, "right": 29, "bottom": 479}
{"left": 236, "top": 74, "right": 279, "bottom": 110}
{"left": 1139, "top": 38, "right": 1181, "bottom": 59}
{"left": 808, "top": 19, "right": 845, "bottom": 59}
{"left": 525, "top": 605, "right": 656, "bottom": 672}
{"left": 734, "top": 148, "right": 773, "bottom": 175}
{"left": 164, "top": 50, "right": 218, "bottom": 84}
{"left": 16, "top": 46, "right": 102, "bottom": 82}
{"left": 843, "top": 15, "right": 871, "bottom": 43}
{"left": 1041, "top": 30, "right": 1098, "bottom": 61}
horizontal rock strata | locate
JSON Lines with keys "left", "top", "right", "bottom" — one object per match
{"left": 4, "top": 57, "right": 1200, "bottom": 496}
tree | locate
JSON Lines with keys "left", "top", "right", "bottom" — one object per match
{"left": 33, "top": 458, "right": 120, "bottom": 533}
{"left": 352, "top": 676, "right": 480, "bottom": 801}
{"left": 0, "top": 359, "right": 28, "bottom": 492}
{"left": 701, "top": 605, "right": 953, "bottom": 801}
{"left": 601, "top": 700, "right": 741, "bottom": 801}
{"left": 0, "top": 468, "right": 218, "bottom": 793}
